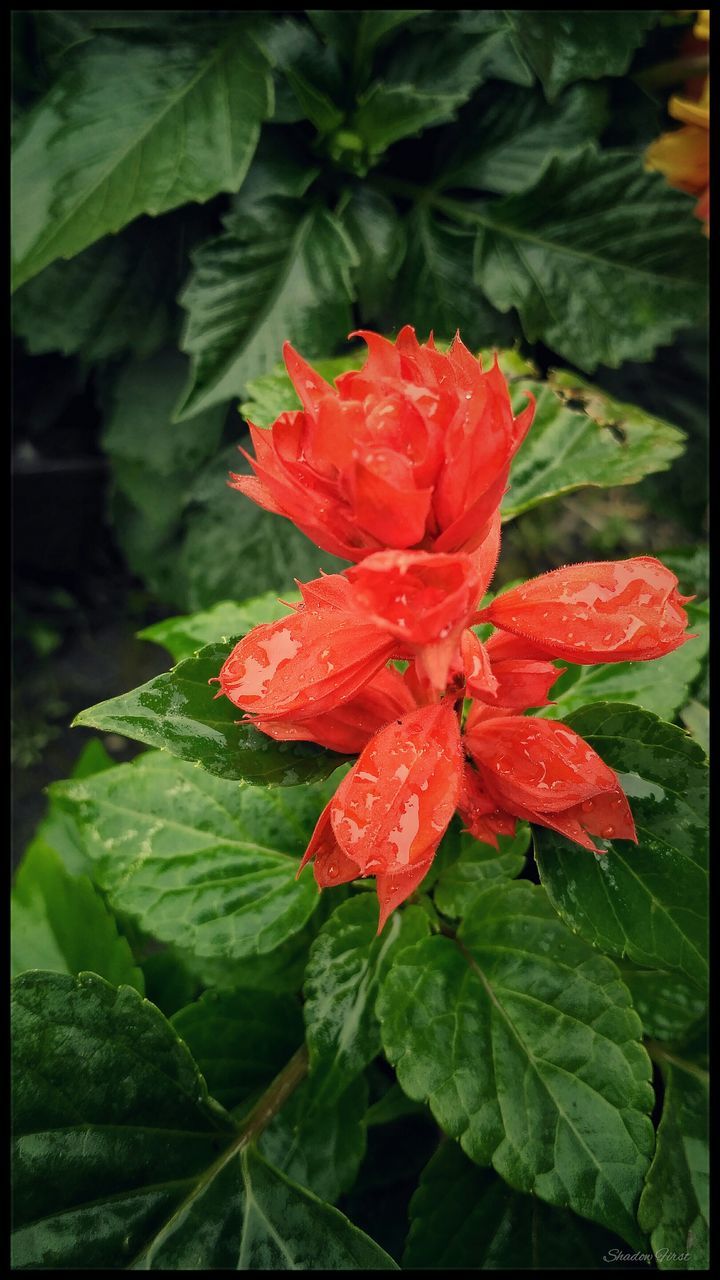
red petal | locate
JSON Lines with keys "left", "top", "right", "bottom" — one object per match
{"left": 480, "top": 557, "right": 691, "bottom": 663}
{"left": 351, "top": 451, "right": 433, "bottom": 547}
{"left": 490, "top": 658, "right": 564, "bottom": 710}
{"left": 254, "top": 665, "right": 416, "bottom": 754}
{"left": 297, "top": 800, "right": 360, "bottom": 887}
{"left": 217, "top": 610, "right": 394, "bottom": 719}
{"left": 512, "top": 783, "right": 637, "bottom": 854}
{"left": 331, "top": 704, "right": 464, "bottom": 876}
{"left": 461, "top": 630, "right": 499, "bottom": 700}
{"left": 346, "top": 550, "right": 481, "bottom": 646}
{"left": 376, "top": 856, "right": 434, "bottom": 933}
{"left": 283, "top": 343, "right": 334, "bottom": 417}
{"left": 465, "top": 716, "right": 618, "bottom": 814}
{"left": 457, "top": 765, "right": 517, "bottom": 848}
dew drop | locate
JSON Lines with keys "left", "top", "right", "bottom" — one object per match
{"left": 602, "top": 825, "right": 615, "bottom": 838}
{"left": 581, "top": 799, "right": 594, "bottom": 813}
{"left": 327, "top": 864, "right": 338, "bottom": 880}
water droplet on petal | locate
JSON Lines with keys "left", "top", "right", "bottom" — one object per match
{"left": 602, "top": 825, "right": 615, "bottom": 838}
{"left": 581, "top": 799, "right": 594, "bottom": 813}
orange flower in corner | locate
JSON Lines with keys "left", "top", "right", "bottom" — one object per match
{"left": 645, "top": 10, "right": 710, "bottom": 231}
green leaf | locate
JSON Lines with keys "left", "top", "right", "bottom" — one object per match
{"left": 177, "top": 197, "right": 358, "bottom": 419}
{"left": 171, "top": 989, "right": 304, "bottom": 1111}
{"left": 303, "top": 896, "right": 430, "bottom": 1107}
{"left": 178, "top": 916, "right": 327, "bottom": 996}
{"left": 378, "top": 879, "right": 655, "bottom": 1246}
{"left": 404, "top": 1140, "right": 635, "bottom": 1269}
{"left": 392, "top": 207, "right": 514, "bottom": 350}
{"left": 617, "top": 964, "right": 706, "bottom": 1044}
{"left": 473, "top": 147, "right": 707, "bottom": 372}
{"left": 12, "top": 216, "right": 182, "bottom": 361}
{"left": 73, "top": 639, "right": 347, "bottom": 786}
{"left": 11, "top": 28, "right": 272, "bottom": 289}
{"left": 680, "top": 701, "right": 709, "bottom": 757}
{"left": 351, "top": 14, "right": 531, "bottom": 157}
{"left": 138, "top": 592, "right": 301, "bottom": 663}
{"left": 141, "top": 948, "right": 198, "bottom": 1018}
{"left": 340, "top": 187, "right": 407, "bottom": 318}
{"left": 102, "top": 351, "right": 226, "bottom": 530}
{"left": 638, "top": 1051, "right": 709, "bottom": 1269}
{"left": 440, "top": 82, "right": 608, "bottom": 195}
{"left": 51, "top": 750, "right": 336, "bottom": 959}
{"left": 540, "top": 602, "right": 709, "bottom": 723}
{"left": 11, "top": 972, "right": 397, "bottom": 1270}
{"left": 534, "top": 704, "right": 708, "bottom": 990}
{"left": 502, "top": 375, "right": 686, "bottom": 520}
{"left": 259, "top": 1075, "right": 368, "bottom": 1203}
{"left": 11, "top": 840, "right": 143, "bottom": 991}
{"left": 510, "top": 11, "right": 657, "bottom": 102}
{"left": 433, "top": 826, "right": 530, "bottom": 918}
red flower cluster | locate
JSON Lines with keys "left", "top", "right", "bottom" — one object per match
{"left": 218, "top": 330, "right": 693, "bottom": 930}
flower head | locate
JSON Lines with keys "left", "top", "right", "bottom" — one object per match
{"left": 218, "top": 324, "right": 694, "bottom": 932}
{"left": 231, "top": 327, "right": 534, "bottom": 562}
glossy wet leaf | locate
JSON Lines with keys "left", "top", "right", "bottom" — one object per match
{"left": 303, "top": 896, "right": 430, "bottom": 1107}
{"left": 138, "top": 592, "right": 301, "bottom": 664}
{"left": 502, "top": 376, "right": 686, "bottom": 519}
{"left": 259, "top": 1075, "right": 368, "bottom": 1203}
{"left": 541, "top": 602, "right": 708, "bottom": 722}
{"left": 11, "top": 26, "right": 272, "bottom": 289}
{"left": 177, "top": 198, "right": 357, "bottom": 419}
{"left": 474, "top": 147, "right": 707, "bottom": 372}
{"left": 440, "top": 82, "right": 608, "bottom": 195}
{"left": 534, "top": 704, "right": 708, "bottom": 990}
{"left": 11, "top": 972, "right": 397, "bottom": 1270}
{"left": 638, "top": 1051, "right": 709, "bottom": 1269}
{"left": 51, "top": 750, "right": 334, "bottom": 959}
{"left": 73, "top": 640, "right": 347, "bottom": 786}
{"left": 508, "top": 11, "right": 657, "bottom": 101}
{"left": 11, "top": 840, "right": 143, "bottom": 991}
{"left": 340, "top": 187, "right": 406, "bottom": 318}
{"left": 392, "top": 207, "right": 514, "bottom": 352}
{"left": 378, "top": 879, "right": 655, "bottom": 1246}
{"left": 171, "top": 988, "right": 304, "bottom": 1110}
{"left": 433, "top": 825, "right": 529, "bottom": 918}
{"left": 617, "top": 964, "right": 706, "bottom": 1044}
{"left": 404, "top": 1140, "right": 636, "bottom": 1269}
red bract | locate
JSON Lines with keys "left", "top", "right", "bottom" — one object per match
{"left": 217, "top": 328, "right": 695, "bottom": 930}
{"left": 298, "top": 705, "right": 463, "bottom": 931}
{"left": 230, "top": 326, "right": 534, "bottom": 561}
{"left": 345, "top": 549, "right": 485, "bottom": 692}
{"left": 216, "top": 606, "right": 395, "bottom": 721}
{"left": 477, "top": 557, "right": 693, "bottom": 663}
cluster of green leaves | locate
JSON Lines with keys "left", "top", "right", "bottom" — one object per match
{"left": 13, "top": 582, "right": 708, "bottom": 1269}
{"left": 11, "top": 8, "right": 707, "bottom": 610}
{"left": 11, "top": 9, "right": 708, "bottom": 1272}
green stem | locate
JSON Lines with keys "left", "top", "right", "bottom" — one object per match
{"left": 370, "top": 175, "right": 488, "bottom": 227}
{"left": 239, "top": 1045, "right": 309, "bottom": 1146}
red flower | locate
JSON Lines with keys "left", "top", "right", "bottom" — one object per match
{"left": 217, "top": 327, "right": 695, "bottom": 932}
{"left": 230, "top": 327, "right": 534, "bottom": 562}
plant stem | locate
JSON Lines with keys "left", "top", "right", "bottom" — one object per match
{"left": 240, "top": 1045, "right": 309, "bottom": 1146}
{"left": 370, "top": 174, "right": 489, "bottom": 227}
